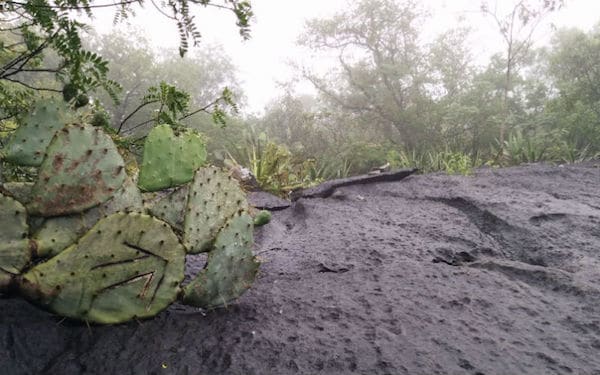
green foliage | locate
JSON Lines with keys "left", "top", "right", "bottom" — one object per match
{"left": 233, "top": 133, "right": 323, "bottom": 195}
{"left": 432, "top": 151, "right": 476, "bottom": 176}
{"left": 311, "top": 158, "right": 352, "bottom": 181}
{"left": 0, "top": 0, "right": 253, "bottom": 97}
{"left": 555, "top": 140, "right": 599, "bottom": 164}
{"left": 387, "top": 148, "right": 479, "bottom": 175}
{"left": 544, "top": 26, "right": 600, "bottom": 154}
{"left": 237, "top": 0, "right": 596, "bottom": 182}
{"left": 498, "top": 131, "right": 547, "bottom": 165}
{"left": 0, "top": 0, "right": 263, "bottom": 325}
{"left": 386, "top": 149, "right": 419, "bottom": 170}
{"left": 143, "top": 82, "right": 191, "bottom": 127}
{"left": 1, "top": 2, "right": 248, "bottom": 150}
{"left": 0, "top": 3, "right": 121, "bottom": 104}
{"left": 492, "top": 129, "right": 599, "bottom": 166}
{"left": 167, "top": 0, "right": 253, "bottom": 57}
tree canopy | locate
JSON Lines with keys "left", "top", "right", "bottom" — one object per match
{"left": 0, "top": 0, "right": 252, "bottom": 120}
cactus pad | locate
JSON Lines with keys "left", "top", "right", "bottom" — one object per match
{"left": 3, "top": 98, "right": 72, "bottom": 166}
{"left": 27, "top": 124, "right": 126, "bottom": 216}
{"left": 138, "top": 125, "right": 206, "bottom": 192}
{"left": 253, "top": 210, "right": 272, "bottom": 227}
{"left": 1, "top": 181, "right": 34, "bottom": 204}
{"left": 106, "top": 176, "right": 144, "bottom": 212}
{"left": 20, "top": 213, "right": 185, "bottom": 324}
{"left": 148, "top": 185, "right": 188, "bottom": 232}
{"left": 182, "top": 213, "right": 259, "bottom": 309}
{"left": 183, "top": 167, "right": 249, "bottom": 253}
{"left": 34, "top": 176, "right": 143, "bottom": 258}
{"left": 0, "top": 194, "right": 33, "bottom": 290}
{"left": 33, "top": 215, "right": 84, "bottom": 259}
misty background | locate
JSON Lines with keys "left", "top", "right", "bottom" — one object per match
{"left": 2, "top": 0, "right": 600, "bottom": 194}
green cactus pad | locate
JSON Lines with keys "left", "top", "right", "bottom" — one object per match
{"left": 20, "top": 213, "right": 185, "bottom": 324}
{"left": 0, "top": 194, "right": 33, "bottom": 291}
{"left": 182, "top": 213, "right": 259, "bottom": 309}
{"left": 253, "top": 210, "right": 272, "bottom": 227}
{"left": 34, "top": 176, "right": 143, "bottom": 258}
{"left": 148, "top": 185, "right": 188, "bottom": 232}
{"left": 183, "top": 167, "right": 249, "bottom": 253}
{"left": 138, "top": 125, "right": 207, "bottom": 192}
{"left": 1, "top": 181, "right": 34, "bottom": 204}
{"left": 27, "top": 124, "right": 126, "bottom": 216}
{"left": 33, "top": 215, "right": 83, "bottom": 259}
{"left": 101, "top": 175, "right": 144, "bottom": 215}
{"left": 3, "top": 98, "right": 72, "bottom": 166}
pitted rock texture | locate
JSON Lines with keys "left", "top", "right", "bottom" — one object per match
{"left": 1, "top": 162, "right": 600, "bottom": 375}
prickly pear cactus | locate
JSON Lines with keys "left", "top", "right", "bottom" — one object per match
{"left": 148, "top": 185, "right": 188, "bottom": 231}
{"left": 183, "top": 167, "right": 249, "bottom": 253}
{"left": 19, "top": 213, "right": 185, "bottom": 324}
{"left": 182, "top": 212, "right": 259, "bottom": 309}
{"left": 104, "top": 176, "right": 144, "bottom": 214}
{"left": 1, "top": 181, "right": 34, "bottom": 204}
{"left": 34, "top": 176, "right": 143, "bottom": 258}
{"left": 0, "top": 194, "right": 33, "bottom": 290}
{"left": 253, "top": 210, "right": 272, "bottom": 227}
{"left": 138, "top": 124, "right": 207, "bottom": 192}
{"left": 27, "top": 124, "right": 126, "bottom": 216}
{"left": 33, "top": 215, "right": 82, "bottom": 259}
{"left": 0, "top": 96, "right": 265, "bottom": 323}
{"left": 3, "top": 98, "right": 72, "bottom": 166}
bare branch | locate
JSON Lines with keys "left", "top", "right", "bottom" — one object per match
{"left": 117, "top": 99, "right": 160, "bottom": 133}
{"left": 5, "top": 0, "right": 142, "bottom": 11}
{"left": 2, "top": 77, "right": 61, "bottom": 92}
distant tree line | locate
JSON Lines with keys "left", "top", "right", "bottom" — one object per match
{"left": 1, "top": 0, "right": 598, "bottom": 193}
{"left": 242, "top": 0, "right": 599, "bottom": 186}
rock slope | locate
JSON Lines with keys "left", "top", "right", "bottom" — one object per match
{"left": 1, "top": 162, "right": 599, "bottom": 375}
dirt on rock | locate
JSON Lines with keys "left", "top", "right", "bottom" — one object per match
{"left": 2, "top": 162, "right": 600, "bottom": 375}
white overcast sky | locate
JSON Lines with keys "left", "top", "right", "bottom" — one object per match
{"left": 90, "top": 0, "right": 600, "bottom": 114}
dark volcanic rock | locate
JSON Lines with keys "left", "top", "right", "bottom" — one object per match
{"left": 2, "top": 162, "right": 600, "bottom": 375}
{"left": 291, "top": 167, "right": 417, "bottom": 200}
{"left": 247, "top": 191, "right": 291, "bottom": 211}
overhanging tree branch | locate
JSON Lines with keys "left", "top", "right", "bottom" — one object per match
{"left": 117, "top": 99, "right": 160, "bottom": 133}
{"left": 3, "top": 77, "right": 61, "bottom": 92}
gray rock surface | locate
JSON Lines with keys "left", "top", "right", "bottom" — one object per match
{"left": 247, "top": 191, "right": 291, "bottom": 211}
{"left": 1, "top": 162, "right": 600, "bottom": 375}
{"left": 291, "top": 168, "right": 417, "bottom": 200}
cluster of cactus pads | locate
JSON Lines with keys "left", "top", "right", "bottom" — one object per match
{"left": 0, "top": 99, "right": 267, "bottom": 324}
